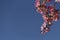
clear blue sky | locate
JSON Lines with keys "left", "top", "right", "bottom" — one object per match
{"left": 0, "top": 0, "right": 60, "bottom": 40}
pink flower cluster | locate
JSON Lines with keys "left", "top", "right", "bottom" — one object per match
{"left": 35, "top": 0, "right": 60, "bottom": 34}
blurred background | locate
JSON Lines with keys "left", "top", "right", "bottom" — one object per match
{"left": 0, "top": 0, "right": 60, "bottom": 40}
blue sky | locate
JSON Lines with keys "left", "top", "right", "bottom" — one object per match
{"left": 0, "top": 0, "right": 60, "bottom": 40}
